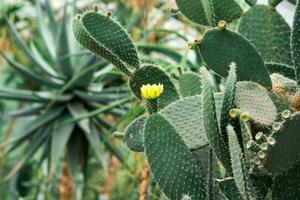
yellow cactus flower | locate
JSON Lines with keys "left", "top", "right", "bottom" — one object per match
{"left": 140, "top": 83, "right": 164, "bottom": 100}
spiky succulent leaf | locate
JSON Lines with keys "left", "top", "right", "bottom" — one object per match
{"left": 235, "top": 81, "right": 277, "bottom": 126}
{"left": 144, "top": 113, "right": 206, "bottom": 200}
{"left": 201, "top": 69, "right": 232, "bottom": 174}
{"left": 175, "top": 0, "right": 242, "bottom": 26}
{"left": 199, "top": 28, "right": 272, "bottom": 89}
{"left": 124, "top": 115, "right": 146, "bottom": 152}
{"left": 179, "top": 72, "right": 202, "bottom": 98}
{"left": 238, "top": 5, "right": 292, "bottom": 65}
{"left": 264, "top": 112, "right": 300, "bottom": 175}
{"left": 291, "top": 0, "right": 300, "bottom": 85}
{"left": 72, "top": 10, "right": 139, "bottom": 76}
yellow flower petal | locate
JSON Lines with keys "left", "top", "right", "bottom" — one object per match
{"left": 140, "top": 83, "right": 164, "bottom": 100}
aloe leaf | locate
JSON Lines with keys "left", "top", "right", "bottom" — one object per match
{"left": 0, "top": 53, "right": 63, "bottom": 88}
{"left": 49, "top": 114, "right": 75, "bottom": 179}
{"left": 30, "top": 42, "right": 60, "bottom": 79}
{"left": 34, "top": 0, "right": 56, "bottom": 60}
{"left": 8, "top": 106, "right": 64, "bottom": 153}
{"left": 44, "top": 0, "right": 57, "bottom": 35}
{"left": 67, "top": 102, "right": 103, "bottom": 166}
{"left": 4, "top": 105, "right": 44, "bottom": 117}
{"left": 56, "top": 3, "right": 73, "bottom": 78}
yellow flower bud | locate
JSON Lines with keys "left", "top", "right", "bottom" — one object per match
{"left": 240, "top": 112, "right": 250, "bottom": 122}
{"left": 140, "top": 83, "right": 164, "bottom": 100}
{"left": 218, "top": 20, "right": 227, "bottom": 29}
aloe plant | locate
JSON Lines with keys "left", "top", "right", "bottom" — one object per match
{"left": 0, "top": 1, "right": 135, "bottom": 195}
{"left": 73, "top": 0, "right": 300, "bottom": 199}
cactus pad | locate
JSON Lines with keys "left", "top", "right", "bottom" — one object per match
{"left": 144, "top": 113, "right": 206, "bottom": 200}
{"left": 175, "top": 0, "right": 242, "bottom": 26}
{"left": 238, "top": 5, "right": 292, "bottom": 65}
{"left": 291, "top": 0, "right": 300, "bottom": 85}
{"left": 264, "top": 112, "right": 300, "bottom": 175}
{"left": 130, "top": 64, "right": 179, "bottom": 108}
{"left": 179, "top": 72, "right": 202, "bottom": 98}
{"left": 235, "top": 81, "right": 277, "bottom": 126}
{"left": 124, "top": 115, "right": 146, "bottom": 152}
{"left": 72, "top": 11, "right": 139, "bottom": 75}
{"left": 266, "top": 62, "right": 296, "bottom": 80}
{"left": 201, "top": 69, "right": 232, "bottom": 174}
{"left": 199, "top": 28, "right": 272, "bottom": 89}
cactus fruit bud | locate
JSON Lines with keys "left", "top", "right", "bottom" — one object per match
{"left": 76, "top": 14, "right": 81, "bottom": 20}
{"left": 272, "top": 122, "right": 282, "bottom": 131}
{"left": 229, "top": 108, "right": 240, "bottom": 118}
{"left": 260, "top": 142, "right": 269, "bottom": 151}
{"left": 246, "top": 140, "right": 260, "bottom": 152}
{"left": 255, "top": 132, "right": 267, "bottom": 143}
{"left": 267, "top": 137, "right": 276, "bottom": 146}
{"left": 113, "top": 132, "right": 125, "bottom": 138}
{"left": 240, "top": 112, "right": 250, "bottom": 122}
{"left": 281, "top": 110, "right": 291, "bottom": 119}
{"left": 258, "top": 150, "right": 266, "bottom": 159}
{"left": 218, "top": 20, "right": 227, "bottom": 29}
{"left": 107, "top": 11, "right": 112, "bottom": 17}
{"left": 93, "top": 4, "right": 99, "bottom": 12}
{"left": 169, "top": 8, "right": 179, "bottom": 14}
{"left": 188, "top": 39, "right": 202, "bottom": 49}
{"left": 254, "top": 157, "right": 261, "bottom": 165}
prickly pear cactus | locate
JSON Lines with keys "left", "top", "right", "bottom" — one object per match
{"left": 73, "top": 1, "right": 300, "bottom": 199}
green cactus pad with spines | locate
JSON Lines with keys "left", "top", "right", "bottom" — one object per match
{"left": 144, "top": 114, "right": 206, "bottom": 200}
{"left": 201, "top": 69, "right": 232, "bottom": 174}
{"left": 272, "top": 162, "right": 300, "bottom": 199}
{"left": 217, "top": 178, "right": 243, "bottom": 200}
{"left": 199, "top": 28, "right": 272, "bottom": 89}
{"left": 220, "top": 64, "right": 237, "bottom": 147}
{"left": 264, "top": 112, "right": 300, "bottom": 175}
{"left": 268, "top": 0, "right": 283, "bottom": 7}
{"left": 227, "top": 125, "right": 251, "bottom": 199}
{"left": 245, "top": 0, "right": 257, "bottom": 6}
{"left": 124, "top": 115, "right": 146, "bottom": 152}
{"left": 235, "top": 81, "right": 277, "bottom": 126}
{"left": 238, "top": 5, "right": 292, "bottom": 65}
{"left": 175, "top": 0, "right": 209, "bottom": 26}
{"left": 266, "top": 62, "right": 296, "bottom": 80}
{"left": 72, "top": 11, "right": 139, "bottom": 76}
{"left": 129, "top": 64, "right": 179, "bottom": 108}
{"left": 291, "top": 0, "right": 300, "bottom": 85}
{"left": 175, "top": 0, "right": 242, "bottom": 26}
{"left": 178, "top": 72, "right": 202, "bottom": 98}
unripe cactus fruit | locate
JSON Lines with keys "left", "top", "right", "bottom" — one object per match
{"left": 218, "top": 20, "right": 227, "bottom": 29}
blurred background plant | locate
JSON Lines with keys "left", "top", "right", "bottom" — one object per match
{"left": 0, "top": 0, "right": 296, "bottom": 200}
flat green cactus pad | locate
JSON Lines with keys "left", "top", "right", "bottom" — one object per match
{"left": 217, "top": 178, "right": 243, "bottom": 200}
{"left": 72, "top": 10, "right": 139, "bottom": 76}
{"left": 272, "top": 162, "right": 300, "bottom": 199}
{"left": 129, "top": 64, "right": 179, "bottom": 108}
{"left": 179, "top": 72, "right": 202, "bottom": 98}
{"left": 238, "top": 5, "right": 292, "bottom": 66}
{"left": 227, "top": 125, "right": 250, "bottom": 199}
{"left": 175, "top": 0, "right": 242, "bottom": 26}
{"left": 235, "top": 81, "right": 277, "bottom": 126}
{"left": 291, "top": 0, "right": 300, "bottom": 85}
{"left": 201, "top": 69, "right": 232, "bottom": 174}
{"left": 264, "top": 112, "right": 300, "bottom": 175}
{"left": 266, "top": 62, "right": 296, "bottom": 80}
{"left": 124, "top": 115, "right": 146, "bottom": 152}
{"left": 144, "top": 113, "right": 206, "bottom": 200}
{"left": 199, "top": 28, "right": 272, "bottom": 89}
